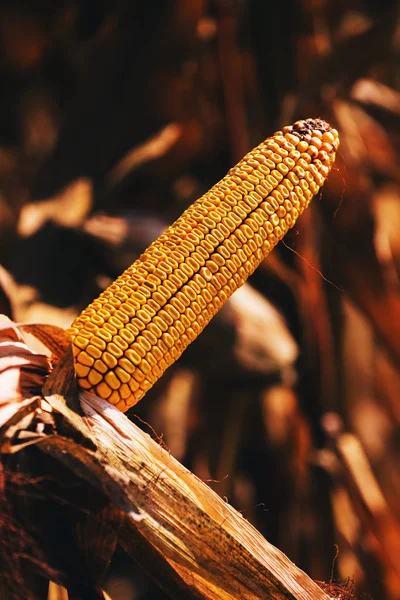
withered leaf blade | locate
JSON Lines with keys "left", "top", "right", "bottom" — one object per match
{"left": 77, "top": 392, "right": 332, "bottom": 600}
{"left": 0, "top": 317, "right": 50, "bottom": 429}
{"left": 20, "top": 323, "right": 72, "bottom": 362}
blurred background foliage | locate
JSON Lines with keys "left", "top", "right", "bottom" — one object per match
{"left": 1, "top": 0, "right": 400, "bottom": 598}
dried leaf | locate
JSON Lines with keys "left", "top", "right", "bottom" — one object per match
{"left": 18, "top": 179, "right": 92, "bottom": 237}
{"left": 0, "top": 316, "right": 50, "bottom": 421}
{"left": 220, "top": 283, "right": 298, "bottom": 376}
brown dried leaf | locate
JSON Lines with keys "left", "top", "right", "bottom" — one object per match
{"left": 333, "top": 100, "right": 400, "bottom": 180}
{"left": 351, "top": 79, "right": 400, "bottom": 117}
{"left": 73, "top": 391, "right": 332, "bottom": 600}
{"left": 83, "top": 213, "right": 167, "bottom": 252}
{"left": 107, "top": 122, "right": 182, "bottom": 185}
{"left": 0, "top": 316, "right": 50, "bottom": 424}
{"left": 19, "top": 323, "right": 71, "bottom": 362}
{"left": 18, "top": 178, "right": 92, "bottom": 237}
{"left": 220, "top": 283, "right": 298, "bottom": 376}
{"left": 0, "top": 264, "right": 76, "bottom": 328}
{"left": 372, "top": 183, "right": 400, "bottom": 276}
{"left": 47, "top": 582, "right": 69, "bottom": 600}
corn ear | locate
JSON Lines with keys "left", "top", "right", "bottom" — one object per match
{"left": 67, "top": 119, "right": 339, "bottom": 411}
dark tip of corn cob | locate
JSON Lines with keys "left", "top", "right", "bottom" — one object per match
{"left": 67, "top": 118, "right": 339, "bottom": 411}
{"left": 287, "top": 118, "right": 332, "bottom": 140}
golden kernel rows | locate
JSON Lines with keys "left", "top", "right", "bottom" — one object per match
{"left": 68, "top": 119, "right": 339, "bottom": 411}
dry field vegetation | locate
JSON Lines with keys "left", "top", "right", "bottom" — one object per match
{"left": 1, "top": 1, "right": 400, "bottom": 598}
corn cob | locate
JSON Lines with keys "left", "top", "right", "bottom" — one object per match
{"left": 68, "top": 118, "right": 339, "bottom": 411}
